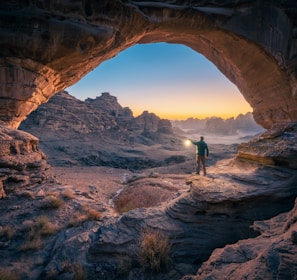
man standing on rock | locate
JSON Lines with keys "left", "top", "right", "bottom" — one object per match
{"left": 191, "top": 136, "right": 209, "bottom": 175}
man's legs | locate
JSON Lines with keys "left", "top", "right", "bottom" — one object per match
{"left": 196, "top": 155, "right": 207, "bottom": 175}
{"left": 200, "top": 156, "right": 206, "bottom": 175}
{"left": 197, "top": 155, "right": 206, "bottom": 175}
{"left": 195, "top": 154, "right": 200, "bottom": 174}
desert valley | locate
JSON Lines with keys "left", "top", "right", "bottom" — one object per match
{"left": 1, "top": 91, "right": 296, "bottom": 279}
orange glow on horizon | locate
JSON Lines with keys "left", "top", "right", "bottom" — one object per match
{"left": 117, "top": 83, "right": 253, "bottom": 121}
{"left": 132, "top": 110, "right": 252, "bottom": 120}
{"left": 130, "top": 104, "right": 253, "bottom": 120}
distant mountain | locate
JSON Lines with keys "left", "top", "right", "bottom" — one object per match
{"left": 19, "top": 91, "right": 184, "bottom": 169}
{"left": 171, "top": 113, "right": 264, "bottom": 135}
{"left": 21, "top": 91, "right": 173, "bottom": 137}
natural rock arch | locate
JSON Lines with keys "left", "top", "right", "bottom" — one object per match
{"left": 0, "top": 1, "right": 296, "bottom": 130}
{"left": 1, "top": 3, "right": 297, "bottom": 278}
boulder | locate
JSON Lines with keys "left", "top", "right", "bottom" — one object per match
{"left": 237, "top": 122, "right": 297, "bottom": 169}
{"left": 0, "top": 126, "right": 49, "bottom": 195}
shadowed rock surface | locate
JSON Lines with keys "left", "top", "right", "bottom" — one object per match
{"left": 0, "top": 154, "right": 296, "bottom": 279}
{"left": 184, "top": 198, "right": 297, "bottom": 280}
{"left": 2, "top": 98, "right": 296, "bottom": 279}
{"left": 86, "top": 158, "right": 297, "bottom": 279}
{"left": 0, "top": 0, "right": 296, "bottom": 191}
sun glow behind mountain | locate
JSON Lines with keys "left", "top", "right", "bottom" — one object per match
{"left": 67, "top": 43, "right": 252, "bottom": 120}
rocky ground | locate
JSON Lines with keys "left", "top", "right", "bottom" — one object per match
{"left": 0, "top": 143, "right": 234, "bottom": 279}
{"left": 1, "top": 139, "right": 297, "bottom": 279}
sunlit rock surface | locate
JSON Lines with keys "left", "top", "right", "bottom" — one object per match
{"left": 237, "top": 122, "right": 297, "bottom": 169}
{"left": 0, "top": 1, "right": 296, "bottom": 129}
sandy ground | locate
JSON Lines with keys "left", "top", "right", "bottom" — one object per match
{"left": 49, "top": 141, "right": 237, "bottom": 193}
{"left": 49, "top": 165, "right": 191, "bottom": 215}
{"left": 50, "top": 166, "right": 131, "bottom": 205}
{"left": 41, "top": 141, "right": 239, "bottom": 218}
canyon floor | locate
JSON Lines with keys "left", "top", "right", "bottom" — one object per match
{"left": 1, "top": 135, "right": 297, "bottom": 280}
{"left": 49, "top": 142, "right": 238, "bottom": 213}
{"left": 0, "top": 141, "right": 237, "bottom": 278}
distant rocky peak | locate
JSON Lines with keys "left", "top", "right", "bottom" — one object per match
{"left": 134, "top": 111, "right": 173, "bottom": 134}
{"left": 136, "top": 111, "right": 160, "bottom": 125}
{"left": 86, "top": 92, "right": 118, "bottom": 104}
{"left": 96, "top": 92, "right": 117, "bottom": 102}
{"left": 85, "top": 92, "right": 124, "bottom": 116}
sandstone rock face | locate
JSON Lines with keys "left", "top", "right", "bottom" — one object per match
{"left": 88, "top": 158, "right": 297, "bottom": 279}
{"left": 132, "top": 111, "right": 173, "bottom": 134}
{"left": 187, "top": 198, "right": 297, "bottom": 280}
{"left": 0, "top": 1, "right": 296, "bottom": 129}
{"left": 20, "top": 91, "right": 121, "bottom": 134}
{"left": 237, "top": 122, "right": 297, "bottom": 169}
{"left": 86, "top": 92, "right": 133, "bottom": 120}
{"left": 0, "top": 126, "right": 49, "bottom": 197}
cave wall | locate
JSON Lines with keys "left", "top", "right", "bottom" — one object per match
{"left": 0, "top": 0, "right": 296, "bottom": 129}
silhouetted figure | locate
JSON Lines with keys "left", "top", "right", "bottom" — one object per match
{"left": 191, "top": 136, "right": 209, "bottom": 175}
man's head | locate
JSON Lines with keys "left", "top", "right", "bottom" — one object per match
{"left": 200, "top": 136, "right": 204, "bottom": 141}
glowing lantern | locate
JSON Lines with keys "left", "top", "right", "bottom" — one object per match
{"left": 184, "top": 139, "right": 191, "bottom": 146}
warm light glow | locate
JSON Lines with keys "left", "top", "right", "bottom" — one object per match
{"left": 184, "top": 139, "right": 192, "bottom": 146}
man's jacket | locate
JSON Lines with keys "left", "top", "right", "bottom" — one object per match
{"left": 192, "top": 140, "right": 209, "bottom": 156}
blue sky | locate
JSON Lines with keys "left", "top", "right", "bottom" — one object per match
{"left": 67, "top": 43, "right": 251, "bottom": 119}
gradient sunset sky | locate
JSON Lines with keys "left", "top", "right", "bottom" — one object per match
{"left": 67, "top": 43, "right": 252, "bottom": 120}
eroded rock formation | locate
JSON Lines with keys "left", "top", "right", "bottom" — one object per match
{"left": 19, "top": 91, "right": 178, "bottom": 168}
{"left": 0, "top": 2, "right": 297, "bottom": 279}
{"left": 0, "top": 0, "right": 296, "bottom": 130}
{"left": 87, "top": 158, "right": 297, "bottom": 279}
{"left": 0, "top": 126, "right": 49, "bottom": 198}
{"left": 186, "top": 198, "right": 297, "bottom": 280}
{"left": 237, "top": 122, "right": 297, "bottom": 169}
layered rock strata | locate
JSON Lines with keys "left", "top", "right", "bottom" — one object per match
{"left": 87, "top": 159, "right": 297, "bottom": 278}
{"left": 186, "top": 198, "right": 297, "bottom": 280}
{"left": 0, "top": 2, "right": 296, "bottom": 279}
{"left": 0, "top": 126, "right": 49, "bottom": 198}
{"left": 237, "top": 122, "right": 297, "bottom": 169}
